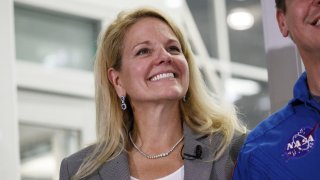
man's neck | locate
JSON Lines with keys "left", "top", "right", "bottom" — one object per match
{"left": 302, "top": 51, "right": 320, "bottom": 96}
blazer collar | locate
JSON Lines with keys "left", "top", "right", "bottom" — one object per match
{"left": 183, "top": 123, "right": 222, "bottom": 180}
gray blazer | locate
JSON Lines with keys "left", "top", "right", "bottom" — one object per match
{"left": 60, "top": 124, "right": 246, "bottom": 180}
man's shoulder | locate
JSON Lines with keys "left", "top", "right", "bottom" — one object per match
{"left": 239, "top": 104, "right": 298, "bottom": 158}
{"left": 234, "top": 106, "right": 296, "bottom": 175}
{"left": 246, "top": 104, "right": 295, "bottom": 144}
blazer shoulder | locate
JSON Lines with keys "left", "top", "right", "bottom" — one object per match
{"left": 231, "top": 130, "right": 248, "bottom": 145}
{"left": 230, "top": 131, "right": 248, "bottom": 163}
{"left": 60, "top": 144, "right": 96, "bottom": 179}
{"left": 66, "top": 144, "right": 96, "bottom": 162}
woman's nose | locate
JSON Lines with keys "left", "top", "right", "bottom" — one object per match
{"left": 156, "top": 48, "right": 172, "bottom": 65}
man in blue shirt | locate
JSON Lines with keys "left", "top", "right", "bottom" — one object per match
{"left": 233, "top": 0, "right": 320, "bottom": 179}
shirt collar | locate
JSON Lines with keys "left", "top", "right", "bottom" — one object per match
{"left": 291, "top": 72, "right": 320, "bottom": 112}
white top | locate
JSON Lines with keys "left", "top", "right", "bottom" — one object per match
{"left": 130, "top": 166, "right": 184, "bottom": 180}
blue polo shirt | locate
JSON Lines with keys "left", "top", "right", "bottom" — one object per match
{"left": 233, "top": 72, "right": 320, "bottom": 180}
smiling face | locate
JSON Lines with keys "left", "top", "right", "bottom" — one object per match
{"left": 277, "top": 0, "right": 320, "bottom": 54}
{"left": 108, "top": 17, "right": 189, "bottom": 106}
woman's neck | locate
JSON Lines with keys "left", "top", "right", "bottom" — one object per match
{"left": 130, "top": 101, "right": 183, "bottom": 152}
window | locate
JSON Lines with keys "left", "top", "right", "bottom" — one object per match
{"left": 186, "top": 0, "right": 269, "bottom": 128}
{"left": 20, "top": 124, "right": 80, "bottom": 180}
{"left": 15, "top": 5, "right": 100, "bottom": 71}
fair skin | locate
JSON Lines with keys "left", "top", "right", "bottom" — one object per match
{"left": 108, "top": 17, "right": 189, "bottom": 179}
{"left": 277, "top": 0, "right": 320, "bottom": 95}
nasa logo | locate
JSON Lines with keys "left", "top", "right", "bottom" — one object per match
{"left": 283, "top": 127, "right": 315, "bottom": 160}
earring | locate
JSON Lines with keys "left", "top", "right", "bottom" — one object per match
{"left": 120, "top": 96, "right": 127, "bottom": 110}
{"left": 183, "top": 95, "right": 187, "bottom": 102}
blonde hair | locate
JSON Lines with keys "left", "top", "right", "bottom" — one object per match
{"left": 73, "top": 7, "right": 246, "bottom": 179}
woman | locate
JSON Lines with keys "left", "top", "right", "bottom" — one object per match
{"left": 60, "top": 7, "right": 247, "bottom": 180}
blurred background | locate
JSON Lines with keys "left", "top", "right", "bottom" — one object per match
{"left": 1, "top": 0, "right": 302, "bottom": 179}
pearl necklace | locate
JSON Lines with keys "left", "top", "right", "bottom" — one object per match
{"left": 129, "top": 133, "right": 184, "bottom": 159}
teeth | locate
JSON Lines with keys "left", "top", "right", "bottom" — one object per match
{"left": 316, "top": 19, "right": 320, "bottom": 26}
{"left": 150, "top": 73, "right": 174, "bottom": 81}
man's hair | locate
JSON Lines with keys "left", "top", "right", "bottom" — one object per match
{"left": 275, "top": 0, "right": 286, "bottom": 13}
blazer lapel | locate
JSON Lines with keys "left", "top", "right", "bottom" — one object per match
{"left": 98, "top": 152, "right": 130, "bottom": 180}
{"left": 183, "top": 123, "right": 222, "bottom": 180}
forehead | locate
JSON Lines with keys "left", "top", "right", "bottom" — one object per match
{"left": 122, "top": 17, "right": 179, "bottom": 50}
{"left": 126, "top": 17, "right": 177, "bottom": 39}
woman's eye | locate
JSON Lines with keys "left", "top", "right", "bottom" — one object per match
{"left": 136, "top": 48, "right": 150, "bottom": 56}
{"left": 168, "top": 46, "right": 181, "bottom": 54}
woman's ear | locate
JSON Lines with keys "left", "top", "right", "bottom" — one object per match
{"left": 276, "top": 9, "right": 289, "bottom": 37}
{"left": 108, "top": 68, "right": 126, "bottom": 97}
